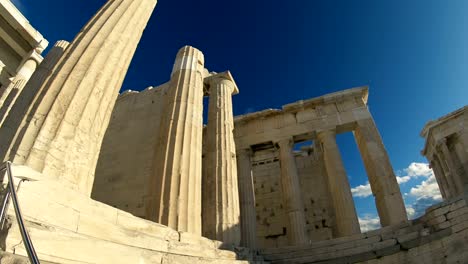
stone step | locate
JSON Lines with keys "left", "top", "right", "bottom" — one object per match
{"left": 1, "top": 165, "right": 268, "bottom": 263}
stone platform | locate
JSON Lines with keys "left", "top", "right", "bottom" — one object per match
{"left": 260, "top": 195, "right": 468, "bottom": 264}
{"left": 0, "top": 165, "right": 266, "bottom": 264}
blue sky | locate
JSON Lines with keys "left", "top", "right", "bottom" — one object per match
{"left": 13, "top": 0, "right": 468, "bottom": 231}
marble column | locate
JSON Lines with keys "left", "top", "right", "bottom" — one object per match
{"left": 354, "top": 116, "right": 407, "bottom": 226}
{"left": 0, "top": 41, "right": 69, "bottom": 127}
{"left": 0, "top": 51, "right": 41, "bottom": 113}
{"left": 0, "top": 0, "right": 158, "bottom": 196}
{"left": 236, "top": 148, "right": 257, "bottom": 249}
{"left": 317, "top": 129, "right": 360, "bottom": 237}
{"left": 203, "top": 72, "right": 241, "bottom": 246}
{"left": 439, "top": 139, "right": 465, "bottom": 194}
{"left": 147, "top": 46, "right": 205, "bottom": 234}
{"left": 435, "top": 152, "right": 458, "bottom": 197}
{"left": 277, "top": 138, "right": 308, "bottom": 245}
{"left": 454, "top": 137, "right": 468, "bottom": 181}
{"left": 430, "top": 159, "right": 448, "bottom": 199}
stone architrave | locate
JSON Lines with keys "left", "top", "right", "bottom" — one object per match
{"left": 236, "top": 148, "right": 257, "bottom": 249}
{"left": 203, "top": 72, "right": 241, "bottom": 246}
{"left": 0, "top": 41, "right": 69, "bottom": 127}
{"left": 277, "top": 138, "right": 308, "bottom": 245}
{"left": 353, "top": 116, "right": 408, "bottom": 226}
{"left": 0, "top": 0, "right": 158, "bottom": 195}
{"left": 147, "top": 46, "right": 205, "bottom": 235}
{"left": 317, "top": 129, "right": 360, "bottom": 237}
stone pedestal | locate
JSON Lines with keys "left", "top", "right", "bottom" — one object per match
{"left": 0, "top": 41, "right": 69, "bottom": 127}
{"left": 148, "top": 46, "right": 205, "bottom": 234}
{"left": 353, "top": 116, "right": 407, "bottom": 226}
{"left": 277, "top": 138, "right": 308, "bottom": 245}
{"left": 203, "top": 72, "right": 241, "bottom": 246}
{"left": 0, "top": 0, "right": 157, "bottom": 196}
{"left": 317, "top": 129, "right": 360, "bottom": 237}
{"left": 236, "top": 148, "right": 257, "bottom": 249}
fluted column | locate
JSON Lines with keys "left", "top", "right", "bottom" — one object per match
{"left": 439, "top": 139, "right": 466, "bottom": 194}
{"left": 0, "top": 51, "right": 41, "bottom": 119}
{"left": 435, "top": 152, "right": 458, "bottom": 197}
{"left": 203, "top": 72, "right": 241, "bottom": 246}
{"left": 236, "top": 148, "right": 257, "bottom": 249}
{"left": 430, "top": 159, "right": 448, "bottom": 199}
{"left": 317, "top": 129, "right": 360, "bottom": 237}
{"left": 0, "top": 41, "right": 69, "bottom": 127}
{"left": 147, "top": 46, "right": 205, "bottom": 234}
{"left": 353, "top": 116, "right": 407, "bottom": 226}
{"left": 277, "top": 138, "right": 308, "bottom": 245}
{"left": 0, "top": 0, "right": 158, "bottom": 195}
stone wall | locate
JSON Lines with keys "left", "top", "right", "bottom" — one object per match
{"left": 252, "top": 145, "right": 334, "bottom": 248}
{"left": 260, "top": 193, "right": 468, "bottom": 263}
{"left": 92, "top": 84, "right": 169, "bottom": 218}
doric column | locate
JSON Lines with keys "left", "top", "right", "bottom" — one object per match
{"left": 439, "top": 139, "right": 465, "bottom": 194}
{"left": 0, "top": 41, "right": 69, "bottom": 127}
{"left": 430, "top": 159, "right": 448, "bottom": 199}
{"left": 435, "top": 152, "right": 458, "bottom": 197}
{"left": 236, "top": 148, "right": 257, "bottom": 249}
{"left": 277, "top": 138, "right": 308, "bottom": 245}
{"left": 0, "top": 51, "right": 41, "bottom": 113}
{"left": 353, "top": 116, "right": 407, "bottom": 226}
{"left": 147, "top": 46, "right": 205, "bottom": 234}
{"left": 0, "top": 0, "right": 158, "bottom": 196}
{"left": 317, "top": 129, "right": 360, "bottom": 237}
{"left": 453, "top": 137, "right": 468, "bottom": 181}
{"left": 203, "top": 72, "right": 241, "bottom": 246}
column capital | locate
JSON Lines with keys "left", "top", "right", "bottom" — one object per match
{"left": 276, "top": 138, "right": 294, "bottom": 149}
{"left": 204, "top": 71, "right": 239, "bottom": 95}
{"left": 316, "top": 128, "right": 337, "bottom": 141}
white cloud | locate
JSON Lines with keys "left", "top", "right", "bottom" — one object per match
{"left": 351, "top": 162, "right": 436, "bottom": 199}
{"left": 409, "top": 174, "right": 442, "bottom": 201}
{"left": 406, "top": 206, "right": 416, "bottom": 219}
{"left": 351, "top": 182, "right": 372, "bottom": 198}
{"left": 358, "top": 215, "right": 381, "bottom": 232}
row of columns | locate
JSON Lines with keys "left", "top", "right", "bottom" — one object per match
{"left": 147, "top": 47, "right": 242, "bottom": 247}
{"left": 236, "top": 115, "right": 408, "bottom": 247}
{"left": 429, "top": 136, "right": 468, "bottom": 199}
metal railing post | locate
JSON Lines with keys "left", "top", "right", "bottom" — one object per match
{"left": 0, "top": 161, "right": 40, "bottom": 264}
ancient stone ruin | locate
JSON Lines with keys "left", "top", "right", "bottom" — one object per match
{"left": 0, "top": 0, "right": 467, "bottom": 263}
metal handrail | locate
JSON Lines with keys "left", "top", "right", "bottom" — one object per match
{"left": 0, "top": 161, "right": 40, "bottom": 264}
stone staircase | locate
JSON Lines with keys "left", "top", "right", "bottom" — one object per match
{"left": 0, "top": 165, "right": 267, "bottom": 264}
{"left": 259, "top": 195, "right": 468, "bottom": 264}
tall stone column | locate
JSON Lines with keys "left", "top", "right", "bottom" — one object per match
{"left": 0, "top": 51, "right": 41, "bottom": 113}
{"left": 317, "top": 129, "right": 360, "bottom": 237}
{"left": 0, "top": 41, "right": 69, "bottom": 127}
{"left": 435, "top": 152, "right": 458, "bottom": 197}
{"left": 0, "top": 0, "right": 158, "bottom": 195}
{"left": 430, "top": 159, "right": 448, "bottom": 199}
{"left": 147, "top": 46, "right": 205, "bottom": 234}
{"left": 203, "top": 72, "right": 241, "bottom": 246}
{"left": 277, "top": 138, "right": 308, "bottom": 245}
{"left": 353, "top": 116, "right": 407, "bottom": 226}
{"left": 454, "top": 138, "right": 468, "bottom": 181}
{"left": 236, "top": 148, "right": 257, "bottom": 249}
{"left": 439, "top": 139, "right": 465, "bottom": 194}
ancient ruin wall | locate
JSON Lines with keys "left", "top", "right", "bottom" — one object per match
{"left": 252, "top": 146, "right": 334, "bottom": 248}
{"left": 92, "top": 83, "right": 169, "bottom": 218}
